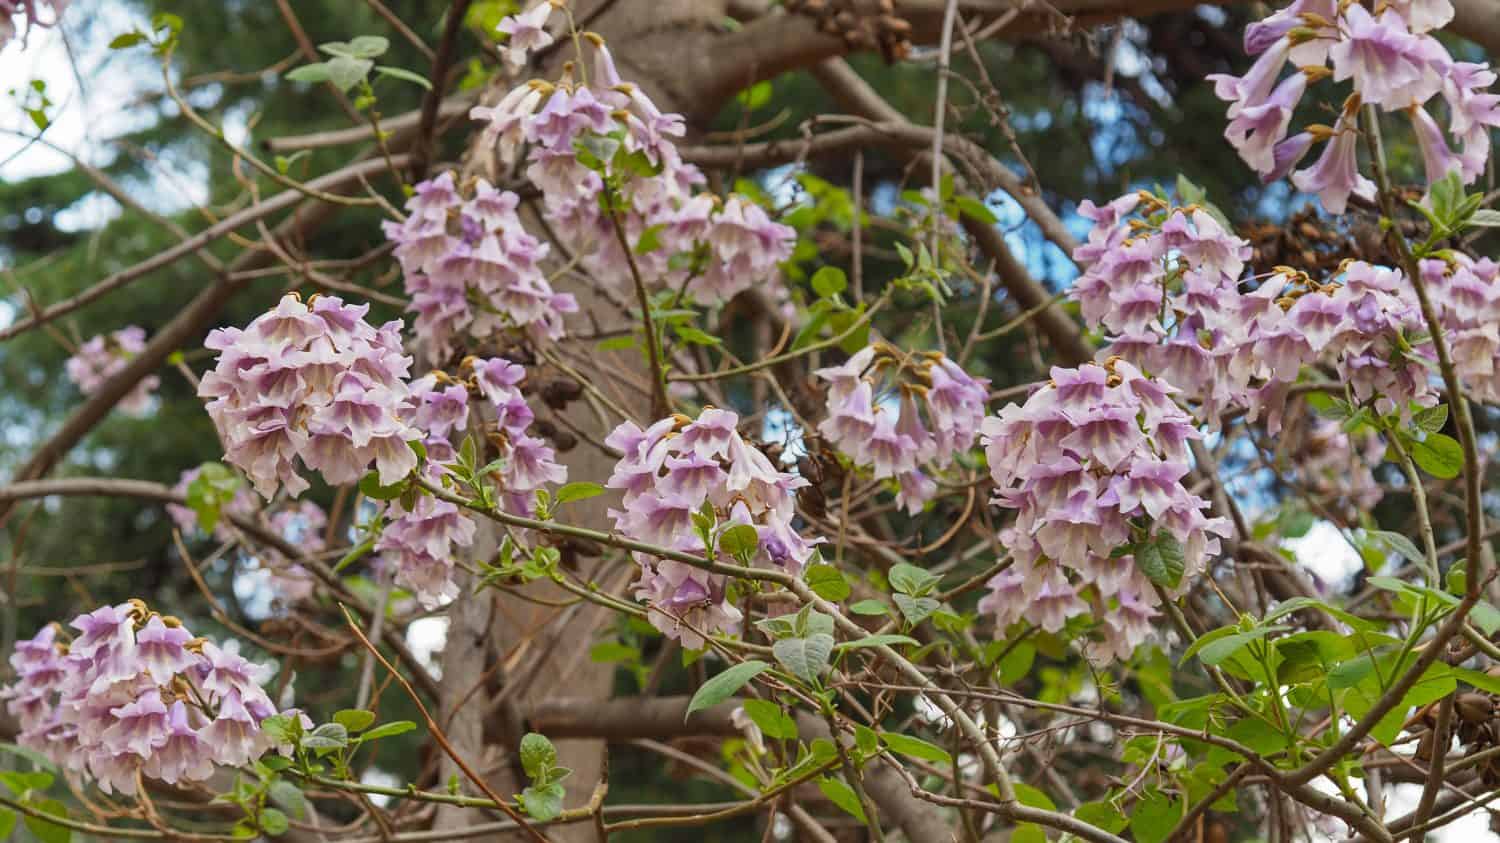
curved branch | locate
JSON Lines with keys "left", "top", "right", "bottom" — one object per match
{"left": 0, "top": 476, "right": 442, "bottom": 700}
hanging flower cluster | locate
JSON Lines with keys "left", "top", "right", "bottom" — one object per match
{"left": 1210, "top": 0, "right": 1500, "bottom": 212}
{"left": 606, "top": 409, "right": 819, "bottom": 648}
{"left": 166, "top": 468, "right": 323, "bottom": 604}
{"left": 384, "top": 173, "right": 578, "bottom": 358}
{"left": 1, "top": 602, "right": 299, "bottom": 795}
{"left": 1071, "top": 191, "right": 1304, "bottom": 428}
{"left": 979, "top": 360, "right": 1229, "bottom": 662}
{"left": 199, "top": 293, "right": 419, "bottom": 500}
{"left": 65, "top": 325, "right": 159, "bottom": 416}
{"left": 815, "top": 344, "right": 990, "bottom": 514}
{"left": 469, "top": 11, "right": 794, "bottom": 306}
{"left": 374, "top": 358, "right": 564, "bottom": 608}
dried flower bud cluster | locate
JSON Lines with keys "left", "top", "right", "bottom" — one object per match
{"left": 1211, "top": 0, "right": 1499, "bottom": 211}
{"left": 469, "top": 16, "right": 794, "bottom": 307}
{"left": 979, "top": 360, "right": 1229, "bottom": 662}
{"left": 65, "top": 325, "right": 159, "bottom": 417}
{"left": 606, "top": 409, "right": 819, "bottom": 648}
{"left": 815, "top": 344, "right": 989, "bottom": 514}
{"left": 384, "top": 173, "right": 578, "bottom": 358}
{"left": 199, "top": 293, "right": 419, "bottom": 500}
{"left": 1, "top": 602, "right": 299, "bottom": 795}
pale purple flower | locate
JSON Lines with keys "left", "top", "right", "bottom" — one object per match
{"left": 1330, "top": 6, "right": 1447, "bottom": 109}
{"left": 64, "top": 326, "right": 159, "bottom": 416}
{"left": 1291, "top": 112, "right": 1376, "bottom": 214}
{"left": 135, "top": 617, "right": 196, "bottom": 685}
{"left": 1224, "top": 72, "right": 1307, "bottom": 176}
{"left": 608, "top": 409, "right": 819, "bottom": 645}
{"left": 496, "top": 2, "right": 555, "bottom": 72}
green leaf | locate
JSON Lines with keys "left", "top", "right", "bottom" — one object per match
{"left": 346, "top": 35, "right": 391, "bottom": 58}
{"left": 996, "top": 641, "right": 1036, "bottom": 685}
{"left": 953, "top": 195, "right": 998, "bottom": 225}
{"left": 718, "top": 523, "right": 760, "bottom": 560}
{"left": 1198, "top": 627, "right": 1283, "bottom": 666}
{"left": 259, "top": 807, "right": 289, "bottom": 836}
{"left": 186, "top": 462, "right": 241, "bottom": 533}
{"left": 834, "top": 634, "right": 919, "bottom": 651}
{"left": 817, "top": 776, "right": 866, "bottom": 822}
{"left": 520, "top": 733, "right": 557, "bottom": 780}
{"left": 892, "top": 593, "right": 940, "bottom": 625}
{"left": 741, "top": 699, "right": 798, "bottom": 740}
{"left": 1074, "top": 801, "right": 1127, "bottom": 834}
{"left": 598, "top": 334, "right": 637, "bottom": 352}
{"left": 672, "top": 325, "right": 722, "bottom": 346}
{"left": 1473, "top": 602, "right": 1500, "bottom": 636}
{"left": 1367, "top": 530, "right": 1425, "bottom": 566}
{"left": 520, "top": 781, "right": 565, "bottom": 821}
{"left": 736, "top": 80, "right": 773, "bottom": 111}
{"left": 109, "top": 31, "right": 145, "bottom": 49}
{"left": 881, "top": 732, "right": 952, "bottom": 764}
{"left": 848, "top": 600, "right": 889, "bottom": 617}
{"left": 327, "top": 56, "right": 374, "bottom": 92}
{"left": 1414, "top": 404, "right": 1449, "bottom": 433}
{"left": 1012, "top": 824, "right": 1046, "bottom": 843}
{"left": 23, "top": 798, "right": 69, "bottom": 843}
{"left": 360, "top": 720, "right": 417, "bottom": 742}
{"left": 589, "top": 641, "right": 639, "bottom": 663}
{"left": 1455, "top": 667, "right": 1500, "bottom": 694}
{"left": 0, "top": 808, "right": 15, "bottom": 840}
{"left": 1468, "top": 209, "right": 1500, "bottom": 228}
{"left": 556, "top": 482, "right": 605, "bottom": 504}
{"left": 1329, "top": 651, "right": 1381, "bottom": 689}
{"left": 1013, "top": 782, "right": 1057, "bottom": 811}
{"left": 1137, "top": 532, "right": 1186, "bottom": 588}
{"left": 334, "top": 709, "right": 377, "bottom": 732}
{"left": 374, "top": 65, "right": 433, "bottom": 90}
{"left": 258, "top": 714, "right": 300, "bottom": 746}
{"left": 810, "top": 266, "right": 848, "bottom": 299}
{"left": 1130, "top": 791, "right": 1183, "bottom": 843}
{"left": 773, "top": 634, "right": 835, "bottom": 683}
{"left": 806, "top": 564, "right": 851, "bottom": 601}
{"left": 1411, "top": 433, "right": 1464, "bottom": 479}
{"left": 286, "top": 63, "right": 331, "bottom": 84}
{"left": 889, "top": 562, "right": 941, "bottom": 596}
{"left": 685, "top": 661, "right": 770, "bottom": 716}
{"left": 359, "top": 471, "right": 408, "bottom": 500}
{"left": 269, "top": 780, "right": 308, "bottom": 819}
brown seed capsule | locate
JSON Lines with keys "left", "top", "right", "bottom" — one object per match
{"left": 1457, "top": 693, "right": 1494, "bottom": 725}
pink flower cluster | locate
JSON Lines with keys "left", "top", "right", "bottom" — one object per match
{"left": 384, "top": 173, "right": 578, "bottom": 358}
{"left": 373, "top": 358, "right": 564, "bottom": 608}
{"left": 1, "top": 602, "right": 298, "bottom": 795}
{"left": 200, "top": 294, "right": 419, "bottom": 500}
{"left": 1072, "top": 191, "right": 1297, "bottom": 427}
{"left": 64, "top": 325, "right": 159, "bottom": 416}
{"left": 815, "top": 344, "right": 990, "bottom": 514}
{"left": 166, "top": 468, "right": 323, "bottom": 604}
{"left": 606, "top": 409, "right": 818, "bottom": 648}
{"left": 470, "top": 24, "right": 794, "bottom": 305}
{"left": 979, "top": 360, "right": 1229, "bottom": 662}
{"left": 1211, "top": 0, "right": 1500, "bottom": 212}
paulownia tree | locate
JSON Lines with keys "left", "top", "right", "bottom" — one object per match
{"left": 6, "top": 0, "right": 1500, "bottom": 841}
